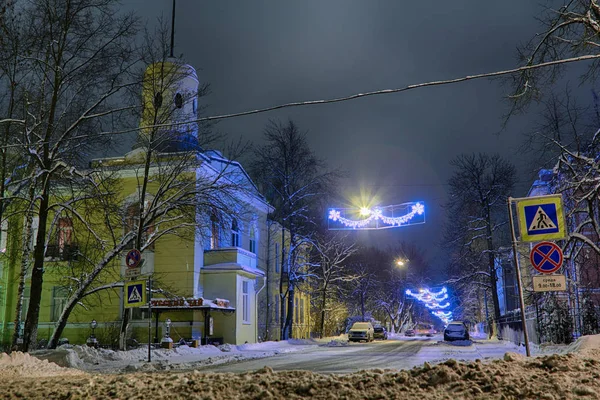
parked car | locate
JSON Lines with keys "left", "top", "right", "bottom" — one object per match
{"left": 404, "top": 328, "right": 415, "bottom": 337}
{"left": 373, "top": 326, "right": 388, "bottom": 340}
{"left": 416, "top": 323, "right": 435, "bottom": 337}
{"left": 444, "top": 321, "right": 470, "bottom": 341}
{"left": 348, "top": 322, "right": 375, "bottom": 342}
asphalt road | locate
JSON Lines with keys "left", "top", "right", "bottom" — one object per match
{"left": 201, "top": 337, "right": 436, "bottom": 374}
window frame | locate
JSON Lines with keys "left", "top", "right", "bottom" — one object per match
{"left": 249, "top": 225, "right": 256, "bottom": 254}
{"left": 231, "top": 218, "right": 240, "bottom": 248}
{"left": 242, "top": 280, "right": 250, "bottom": 324}
{"left": 51, "top": 286, "right": 69, "bottom": 322}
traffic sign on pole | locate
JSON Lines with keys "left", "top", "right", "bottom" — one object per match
{"left": 516, "top": 195, "right": 566, "bottom": 242}
{"left": 124, "top": 280, "right": 146, "bottom": 308}
{"left": 530, "top": 241, "right": 563, "bottom": 274}
{"left": 125, "top": 249, "right": 142, "bottom": 268}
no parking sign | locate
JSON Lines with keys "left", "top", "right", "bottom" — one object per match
{"left": 530, "top": 241, "right": 563, "bottom": 274}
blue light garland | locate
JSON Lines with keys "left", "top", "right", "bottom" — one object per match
{"left": 328, "top": 202, "right": 425, "bottom": 230}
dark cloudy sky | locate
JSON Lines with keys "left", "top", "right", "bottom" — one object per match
{"left": 125, "top": 1, "right": 575, "bottom": 269}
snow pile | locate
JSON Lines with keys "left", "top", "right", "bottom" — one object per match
{"left": 0, "top": 352, "right": 86, "bottom": 378}
{"left": 2, "top": 352, "right": 600, "bottom": 399}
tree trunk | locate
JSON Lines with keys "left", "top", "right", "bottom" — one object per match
{"left": 485, "top": 209, "right": 501, "bottom": 322}
{"left": 11, "top": 188, "right": 35, "bottom": 350}
{"left": 283, "top": 283, "right": 294, "bottom": 340}
{"left": 319, "top": 282, "right": 328, "bottom": 338}
{"left": 22, "top": 181, "right": 50, "bottom": 352}
{"left": 360, "top": 291, "right": 365, "bottom": 321}
{"left": 279, "top": 227, "right": 285, "bottom": 339}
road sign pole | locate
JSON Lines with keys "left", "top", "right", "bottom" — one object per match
{"left": 148, "top": 278, "right": 152, "bottom": 363}
{"left": 508, "top": 197, "right": 531, "bottom": 357}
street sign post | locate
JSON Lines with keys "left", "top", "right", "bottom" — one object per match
{"left": 530, "top": 241, "right": 563, "bottom": 274}
{"left": 532, "top": 275, "right": 567, "bottom": 292}
{"left": 516, "top": 195, "right": 566, "bottom": 242}
{"left": 124, "top": 280, "right": 146, "bottom": 308}
{"left": 507, "top": 197, "right": 532, "bottom": 357}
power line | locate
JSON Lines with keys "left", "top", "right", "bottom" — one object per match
{"left": 2, "top": 53, "right": 600, "bottom": 151}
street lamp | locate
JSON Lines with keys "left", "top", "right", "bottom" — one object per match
{"left": 161, "top": 318, "right": 173, "bottom": 349}
{"left": 86, "top": 319, "right": 98, "bottom": 348}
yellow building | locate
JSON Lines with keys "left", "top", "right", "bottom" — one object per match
{"left": 0, "top": 58, "right": 274, "bottom": 347}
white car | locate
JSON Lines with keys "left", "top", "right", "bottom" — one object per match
{"left": 348, "top": 322, "right": 375, "bottom": 342}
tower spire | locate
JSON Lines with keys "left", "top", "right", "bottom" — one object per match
{"left": 170, "top": 0, "right": 176, "bottom": 58}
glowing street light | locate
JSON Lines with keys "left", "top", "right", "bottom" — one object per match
{"left": 359, "top": 207, "right": 371, "bottom": 216}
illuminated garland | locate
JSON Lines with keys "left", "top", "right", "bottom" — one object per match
{"left": 406, "top": 287, "right": 454, "bottom": 324}
{"left": 405, "top": 287, "right": 448, "bottom": 303}
{"left": 328, "top": 202, "right": 424, "bottom": 230}
{"left": 432, "top": 310, "right": 453, "bottom": 325}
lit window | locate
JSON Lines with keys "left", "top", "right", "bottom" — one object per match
{"left": 57, "top": 218, "right": 73, "bottom": 253}
{"left": 231, "top": 218, "right": 240, "bottom": 247}
{"left": 300, "top": 298, "right": 305, "bottom": 324}
{"left": 249, "top": 225, "right": 256, "bottom": 254}
{"left": 242, "top": 280, "right": 250, "bottom": 323}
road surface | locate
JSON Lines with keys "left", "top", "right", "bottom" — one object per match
{"left": 201, "top": 337, "right": 438, "bottom": 374}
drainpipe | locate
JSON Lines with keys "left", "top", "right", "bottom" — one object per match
{"left": 255, "top": 276, "right": 266, "bottom": 343}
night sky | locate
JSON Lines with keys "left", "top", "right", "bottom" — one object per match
{"left": 123, "top": 1, "right": 577, "bottom": 270}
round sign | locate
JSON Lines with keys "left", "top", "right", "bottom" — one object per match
{"left": 125, "top": 249, "right": 141, "bottom": 269}
{"left": 530, "top": 241, "right": 563, "bottom": 274}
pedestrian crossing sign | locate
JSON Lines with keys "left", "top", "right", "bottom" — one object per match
{"left": 124, "top": 280, "right": 146, "bottom": 308}
{"left": 516, "top": 195, "right": 566, "bottom": 242}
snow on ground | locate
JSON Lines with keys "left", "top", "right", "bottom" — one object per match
{"left": 1, "top": 335, "right": 600, "bottom": 399}
{"left": 31, "top": 339, "right": 319, "bottom": 373}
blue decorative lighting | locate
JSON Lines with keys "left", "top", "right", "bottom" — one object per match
{"left": 406, "top": 286, "right": 454, "bottom": 324}
{"left": 328, "top": 202, "right": 425, "bottom": 230}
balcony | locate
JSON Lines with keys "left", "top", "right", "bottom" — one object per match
{"left": 45, "top": 244, "right": 79, "bottom": 261}
{"left": 204, "top": 247, "right": 257, "bottom": 271}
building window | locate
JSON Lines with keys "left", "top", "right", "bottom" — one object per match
{"left": 294, "top": 297, "right": 299, "bottom": 324}
{"left": 132, "top": 308, "right": 148, "bottom": 320}
{"left": 300, "top": 298, "right": 305, "bottom": 324}
{"left": 249, "top": 225, "right": 256, "bottom": 254}
{"left": 242, "top": 280, "right": 250, "bottom": 323}
{"left": 58, "top": 218, "right": 73, "bottom": 250}
{"left": 210, "top": 209, "right": 220, "bottom": 249}
{"left": 274, "top": 295, "right": 279, "bottom": 322}
{"left": 153, "top": 92, "right": 163, "bottom": 109}
{"left": 231, "top": 218, "right": 240, "bottom": 247}
{"left": 124, "top": 202, "right": 154, "bottom": 251}
{"left": 275, "top": 243, "right": 279, "bottom": 273}
{"left": 51, "top": 286, "right": 69, "bottom": 322}
{"left": 174, "top": 93, "right": 183, "bottom": 108}
{"left": 192, "top": 98, "right": 198, "bottom": 114}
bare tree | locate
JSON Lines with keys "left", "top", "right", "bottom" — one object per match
{"left": 443, "top": 154, "right": 516, "bottom": 327}
{"left": 250, "top": 119, "right": 338, "bottom": 339}
{"left": 311, "top": 232, "right": 357, "bottom": 338}
{"left": 0, "top": 0, "right": 140, "bottom": 351}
